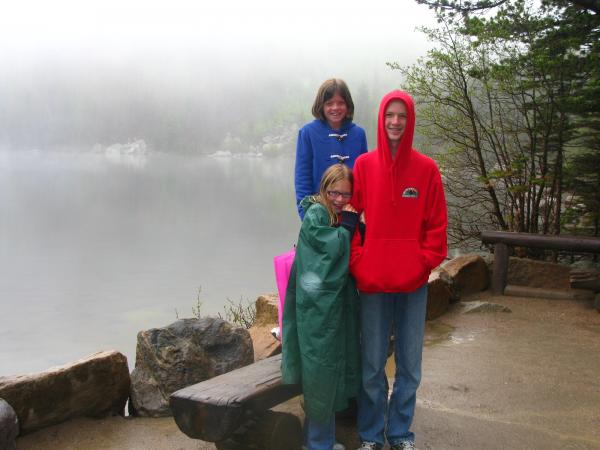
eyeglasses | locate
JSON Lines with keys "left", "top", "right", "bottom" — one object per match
{"left": 326, "top": 190, "right": 352, "bottom": 199}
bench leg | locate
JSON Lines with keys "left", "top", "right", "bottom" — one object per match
{"left": 492, "top": 243, "right": 508, "bottom": 296}
{"left": 216, "top": 410, "right": 303, "bottom": 450}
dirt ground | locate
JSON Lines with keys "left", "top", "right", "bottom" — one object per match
{"left": 17, "top": 291, "right": 600, "bottom": 450}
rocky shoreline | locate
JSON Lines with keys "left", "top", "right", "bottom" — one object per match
{"left": 2, "top": 254, "right": 598, "bottom": 449}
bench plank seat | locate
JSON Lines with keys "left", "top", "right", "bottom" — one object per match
{"left": 170, "top": 353, "right": 301, "bottom": 442}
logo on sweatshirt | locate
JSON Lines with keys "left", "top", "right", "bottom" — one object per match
{"left": 402, "top": 187, "right": 419, "bottom": 198}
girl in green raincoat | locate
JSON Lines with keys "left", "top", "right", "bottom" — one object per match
{"left": 282, "top": 163, "right": 361, "bottom": 450}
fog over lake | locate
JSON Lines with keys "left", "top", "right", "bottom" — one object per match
{"left": 0, "top": 0, "right": 437, "bottom": 375}
{"left": 0, "top": 151, "right": 300, "bottom": 374}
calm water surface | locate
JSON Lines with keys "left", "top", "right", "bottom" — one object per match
{"left": 0, "top": 151, "right": 299, "bottom": 375}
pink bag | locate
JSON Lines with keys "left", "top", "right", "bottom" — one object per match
{"left": 273, "top": 248, "right": 295, "bottom": 340}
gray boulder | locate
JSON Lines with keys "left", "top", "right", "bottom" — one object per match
{"left": 129, "top": 317, "right": 254, "bottom": 417}
{"left": 0, "top": 350, "right": 129, "bottom": 434}
{"left": 0, "top": 399, "right": 18, "bottom": 449}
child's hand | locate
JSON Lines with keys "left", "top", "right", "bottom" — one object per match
{"left": 360, "top": 211, "right": 366, "bottom": 225}
{"left": 342, "top": 204, "right": 357, "bottom": 213}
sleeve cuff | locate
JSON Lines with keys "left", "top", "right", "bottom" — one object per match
{"left": 340, "top": 211, "right": 359, "bottom": 235}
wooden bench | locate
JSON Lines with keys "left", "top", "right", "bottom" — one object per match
{"left": 481, "top": 231, "right": 600, "bottom": 296}
{"left": 170, "top": 353, "right": 303, "bottom": 449}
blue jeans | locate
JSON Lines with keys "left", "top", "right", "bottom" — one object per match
{"left": 304, "top": 415, "right": 335, "bottom": 450}
{"left": 357, "top": 284, "right": 427, "bottom": 446}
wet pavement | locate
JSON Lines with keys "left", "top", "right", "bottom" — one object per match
{"left": 410, "top": 292, "right": 600, "bottom": 449}
{"left": 17, "top": 291, "right": 600, "bottom": 449}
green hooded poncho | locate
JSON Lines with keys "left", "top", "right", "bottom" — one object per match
{"left": 281, "top": 197, "right": 361, "bottom": 423}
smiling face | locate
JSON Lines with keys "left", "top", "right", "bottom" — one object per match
{"left": 325, "top": 178, "right": 352, "bottom": 213}
{"left": 323, "top": 93, "right": 348, "bottom": 130}
{"left": 384, "top": 99, "right": 408, "bottom": 151}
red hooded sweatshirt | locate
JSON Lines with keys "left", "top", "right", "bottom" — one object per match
{"left": 349, "top": 90, "right": 447, "bottom": 293}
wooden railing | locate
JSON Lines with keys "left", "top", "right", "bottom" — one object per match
{"left": 480, "top": 231, "right": 600, "bottom": 295}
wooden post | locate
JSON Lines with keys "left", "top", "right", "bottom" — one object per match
{"left": 492, "top": 242, "right": 508, "bottom": 296}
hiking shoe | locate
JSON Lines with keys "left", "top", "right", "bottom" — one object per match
{"left": 357, "top": 442, "right": 382, "bottom": 450}
{"left": 391, "top": 441, "right": 417, "bottom": 450}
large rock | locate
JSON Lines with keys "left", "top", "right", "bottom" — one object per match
{"left": 129, "top": 317, "right": 254, "bottom": 417}
{"left": 507, "top": 257, "right": 571, "bottom": 290}
{"left": 255, "top": 293, "right": 279, "bottom": 325}
{"left": 569, "top": 268, "right": 600, "bottom": 292}
{"left": 0, "top": 399, "right": 18, "bottom": 449}
{"left": 250, "top": 294, "right": 282, "bottom": 361}
{"left": 443, "top": 254, "right": 489, "bottom": 296}
{"left": 248, "top": 324, "right": 281, "bottom": 362}
{"left": 0, "top": 350, "right": 129, "bottom": 434}
{"left": 426, "top": 268, "right": 453, "bottom": 320}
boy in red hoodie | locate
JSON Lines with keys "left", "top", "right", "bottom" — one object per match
{"left": 350, "top": 91, "right": 447, "bottom": 450}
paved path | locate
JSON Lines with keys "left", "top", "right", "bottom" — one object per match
{"left": 18, "top": 292, "right": 600, "bottom": 450}
{"left": 411, "top": 292, "right": 600, "bottom": 449}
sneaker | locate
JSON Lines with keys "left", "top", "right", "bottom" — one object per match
{"left": 391, "top": 441, "right": 417, "bottom": 450}
{"left": 357, "top": 442, "right": 382, "bottom": 450}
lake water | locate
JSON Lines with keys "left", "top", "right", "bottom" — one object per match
{"left": 0, "top": 151, "right": 300, "bottom": 375}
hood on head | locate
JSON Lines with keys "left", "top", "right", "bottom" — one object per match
{"left": 299, "top": 195, "right": 319, "bottom": 216}
{"left": 377, "top": 90, "right": 415, "bottom": 167}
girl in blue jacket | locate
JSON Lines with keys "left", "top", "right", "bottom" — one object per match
{"left": 295, "top": 79, "right": 368, "bottom": 219}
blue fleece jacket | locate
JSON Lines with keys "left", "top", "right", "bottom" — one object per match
{"left": 294, "top": 119, "right": 368, "bottom": 218}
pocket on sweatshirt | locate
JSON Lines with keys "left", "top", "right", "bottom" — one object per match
{"left": 356, "top": 238, "right": 428, "bottom": 292}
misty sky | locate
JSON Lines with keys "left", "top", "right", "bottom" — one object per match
{"left": 0, "top": 0, "right": 438, "bottom": 151}
{"left": 2, "top": 0, "right": 435, "bottom": 71}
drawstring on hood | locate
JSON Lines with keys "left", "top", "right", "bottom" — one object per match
{"left": 376, "top": 90, "right": 416, "bottom": 205}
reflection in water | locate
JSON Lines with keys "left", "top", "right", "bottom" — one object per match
{"left": 424, "top": 322, "right": 456, "bottom": 347}
{"left": 385, "top": 321, "right": 475, "bottom": 378}
{"left": 0, "top": 151, "right": 299, "bottom": 375}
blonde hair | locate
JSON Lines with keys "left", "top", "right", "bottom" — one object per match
{"left": 311, "top": 164, "right": 353, "bottom": 226}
